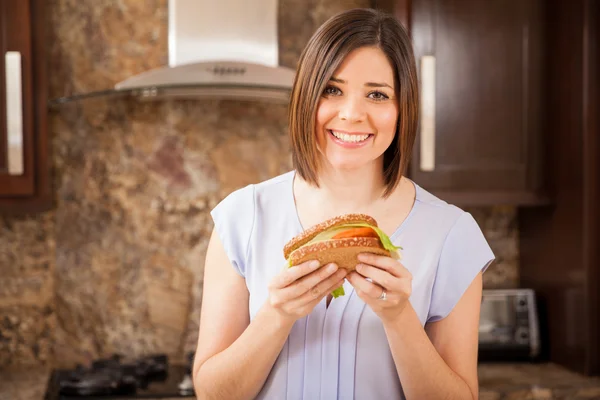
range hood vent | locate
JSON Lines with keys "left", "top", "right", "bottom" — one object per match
{"left": 51, "top": 0, "right": 296, "bottom": 105}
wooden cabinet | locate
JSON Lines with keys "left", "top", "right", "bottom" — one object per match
{"left": 0, "top": 0, "right": 51, "bottom": 213}
{"left": 391, "top": 0, "right": 600, "bottom": 375}
{"left": 399, "top": 0, "right": 548, "bottom": 206}
{"left": 519, "top": 0, "right": 599, "bottom": 376}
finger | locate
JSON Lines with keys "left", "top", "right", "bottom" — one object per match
{"left": 355, "top": 264, "right": 397, "bottom": 291}
{"left": 347, "top": 271, "right": 385, "bottom": 299}
{"left": 281, "top": 263, "right": 342, "bottom": 299}
{"left": 288, "top": 270, "right": 347, "bottom": 308}
{"left": 307, "top": 276, "right": 347, "bottom": 305}
{"left": 271, "top": 260, "right": 321, "bottom": 289}
{"left": 301, "top": 267, "right": 346, "bottom": 301}
{"left": 357, "top": 253, "right": 409, "bottom": 278}
{"left": 354, "top": 287, "right": 384, "bottom": 304}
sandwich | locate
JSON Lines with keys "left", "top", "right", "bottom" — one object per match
{"left": 283, "top": 213, "right": 402, "bottom": 298}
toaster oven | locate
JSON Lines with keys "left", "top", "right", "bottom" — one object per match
{"left": 478, "top": 289, "right": 540, "bottom": 362}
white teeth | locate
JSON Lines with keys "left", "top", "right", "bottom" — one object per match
{"left": 330, "top": 131, "right": 370, "bottom": 143}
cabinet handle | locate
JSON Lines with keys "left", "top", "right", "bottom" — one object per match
{"left": 420, "top": 55, "right": 436, "bottom": 172}
{"left": 5, "top": 51, "right": 24, "bottom": 176}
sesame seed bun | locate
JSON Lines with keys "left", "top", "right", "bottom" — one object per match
{"left": 287, "top": 237, "right": 390, "bottom": 271}
{"left": 284, "top": 214, "right": 390, "bottom": 271}
{"left": 283, "top": 213, "right": 378, "bottom": 259}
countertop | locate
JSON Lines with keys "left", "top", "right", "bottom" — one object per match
{"left": 2, "top": 363, "right": 600, "bottom": 400}
{"left": 478, "top": 363, "right": 600, "bottom": 399}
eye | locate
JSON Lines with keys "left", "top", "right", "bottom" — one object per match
{"left": 323, "top": 85, "right": 342, "bottom": 96}
{"left": 368, "top": 91, "right": 390, "bottom": 101}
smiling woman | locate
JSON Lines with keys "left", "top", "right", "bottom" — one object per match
{"left": 193, "top": 8, "right": 494, "bottom": 400}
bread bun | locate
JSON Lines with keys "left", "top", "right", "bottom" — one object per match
{"left": 288, "top": 237, "right": 390, "bottom": 271}
{"left": 283, "top": 213, "right": 378, "bottom": 259}
{"left": 284, "top": 214, "right": 391, "bottom": 271}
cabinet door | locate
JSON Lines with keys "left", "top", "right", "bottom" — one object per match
{"left": 0, "top": 0, "right": 51, "bottom": 213}
{"left": 409, "top": 0, "right": 546, "bottom": 205}
{"left": 0, "top": 0, "right": 35, "bottom": 195}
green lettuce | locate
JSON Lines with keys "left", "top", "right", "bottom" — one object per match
{"left": 331, "top": 285, "right": 345, "bottom": 298}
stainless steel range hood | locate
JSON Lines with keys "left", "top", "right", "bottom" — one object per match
{"left": 51, "top": 0, "right": 296, "bottom": 105}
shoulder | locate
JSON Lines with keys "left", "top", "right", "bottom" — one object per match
{"left": 253, "top": 170, "right": 295, "bottom": 199}
{"left": 410, "top": 181, "right": 468, "bottom": 233}
{"left": 406, "top": 181, "right": 491, "bottom": 256}
{"left": 413, "top": 183, "right": 495, "bottom": 322}
{"left": 209, "top": 171, "right": 294, "bottom": 276}
{"left": 408, "top": 181, "right": 493, "bottom": 255}
{"left": 210, "top": 171, "right": 295, "bottom": 241}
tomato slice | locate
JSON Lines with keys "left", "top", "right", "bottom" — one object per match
{"left": 331, "top": 227, "right": 379, "bottom": 239}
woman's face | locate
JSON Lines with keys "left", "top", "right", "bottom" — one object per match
{"left": 315, "top": 46, "right": 398, "bottom": 171}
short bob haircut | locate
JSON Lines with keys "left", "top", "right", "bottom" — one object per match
{"left": 288, "top": 8, "right": 419, "bottom": 198}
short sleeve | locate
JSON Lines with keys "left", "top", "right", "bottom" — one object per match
{"left": 210, "top": 185, "right": 256, "bottom": 278}
{"left": 427, "top": 212, "right": 495, "bottom": 323}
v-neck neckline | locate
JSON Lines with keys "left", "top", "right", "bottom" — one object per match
{"left": 286, "top": 170, "right": 420, "bottom": 242}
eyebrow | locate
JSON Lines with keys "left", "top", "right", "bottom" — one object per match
{"left": 330, "top": 76, "right": 393, "bottom": 89}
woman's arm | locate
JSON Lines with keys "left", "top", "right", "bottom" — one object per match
{"left": 384, "top": 273, "right": 482, "bottom": 400}
{"left": 192, "top": 229, "right": 293, "bottom": 399}
{"left": 193, "top": 229, "right": 347, "bottom": 400}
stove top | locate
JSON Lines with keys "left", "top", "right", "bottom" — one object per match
{"left": 44, "top": 353, "right": 195, "bottom": 399}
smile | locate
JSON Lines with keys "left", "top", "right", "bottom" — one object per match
{"left": 328, "top": 130, "right": 373, "bottom": 144}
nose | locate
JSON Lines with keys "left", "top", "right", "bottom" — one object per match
{"left": 338, "top": 95, "right": 366, "bottom": 123}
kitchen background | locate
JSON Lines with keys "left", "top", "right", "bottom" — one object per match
{"left": 0, "top": 0, "right": 518, "bottom": 368}
{"left": 1, "top": 0, "right": 599, "bottom": 399}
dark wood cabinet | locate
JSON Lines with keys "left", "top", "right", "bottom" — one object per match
{"left": 391, "top": 0, "right": 600, "bottom": 376}
{"left": 0, "top": 0, "right": 51, "bottom": 213}
{"left": 519, "top": 0, "right": 599, "bottom": 376}
{"left": 400, "top": 0, "right": 548, "bottom": 206}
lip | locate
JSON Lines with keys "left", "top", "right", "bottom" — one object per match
{"left": 327, "top": 129, "right": 373, "bottom": 148}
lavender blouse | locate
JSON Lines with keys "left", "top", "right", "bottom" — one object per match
{"left": 210, "top": 171, "right": 495, "bottom": 399}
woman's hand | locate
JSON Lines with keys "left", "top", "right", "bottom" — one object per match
{"left": 347, "top": 253, "right": 412, "bottom": 323}
{"left": 266, "top": 260, "right": 347, "bottom": 325}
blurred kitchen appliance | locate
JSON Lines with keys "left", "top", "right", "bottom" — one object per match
{"left": 113, "top": 0, "right": 296, "bottom": 103}
{"left": 44, "top": 353, "right": 195, "bottom": 399}
{"left": 478, "top": 289, "right": 540, "bottom": 362}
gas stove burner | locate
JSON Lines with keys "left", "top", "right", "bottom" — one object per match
{"left": 58, "top": 368, "right": 137, "bottom": 396}
{"left": 45, "top": 353, "right": 195, "bottom": 399}
{"left": 53, "top": 354, "right": 169, "bottom": 397}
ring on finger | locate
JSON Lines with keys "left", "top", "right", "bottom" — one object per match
{"left": 377, "top": 288, "right": 387, "bottom": 301}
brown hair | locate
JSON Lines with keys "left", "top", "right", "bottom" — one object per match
{"left": 288, "top": 8, "right": 419, "bottom": 197}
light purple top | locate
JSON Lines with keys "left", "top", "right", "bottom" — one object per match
{"left": 210, "top": 171, "right": 495, "bottom": 399}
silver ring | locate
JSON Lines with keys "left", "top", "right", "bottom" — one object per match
{"left": 378, "top": 289, "right": 387, "bottom": 301}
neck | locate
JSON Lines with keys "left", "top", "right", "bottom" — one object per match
{"left": 303, "top": 159, "right": 390, "bottom": 211}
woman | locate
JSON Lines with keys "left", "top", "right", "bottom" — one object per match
{"left": 193, "top": 8, "right": 494, "bottom": 400}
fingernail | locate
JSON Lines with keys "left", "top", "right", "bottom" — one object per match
{"left": 356, "top": 264, "right": 363, "bottom": 271}
{"left": 310, "top": 260, "right": 320, "bottom": 269}
{"left": 327, "top": 263, "right": 337, "bottom": 272}
{"left": 357, "top": 253, "right": 368, "bottom": 261}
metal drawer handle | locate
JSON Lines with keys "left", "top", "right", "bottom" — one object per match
{"left": 5, "top": 51, "right": 24, "bottom": 176}
{"left": 420, "top": 55, "right": 435, "bottom": 172}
